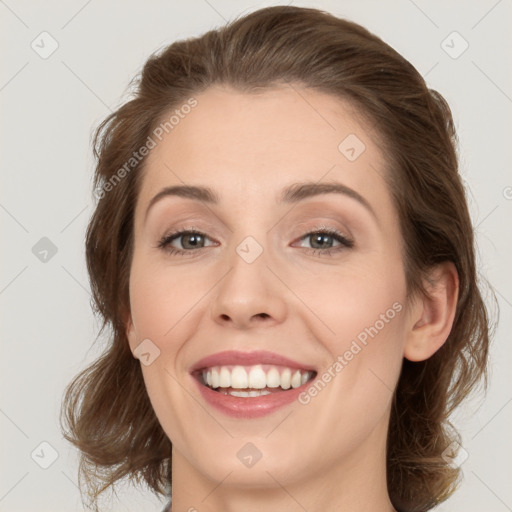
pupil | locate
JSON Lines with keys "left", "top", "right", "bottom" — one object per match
{"left": 184, "top": 234, "right": 202, "bottom": 248}
{"left": 312, "top": 234, "right": 332, "bottom": 249}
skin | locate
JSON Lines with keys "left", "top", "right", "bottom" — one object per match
{"left": 125, "top": 84, "right": 458, "bottom": 512}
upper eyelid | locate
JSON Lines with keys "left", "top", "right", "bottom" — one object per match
{"left": 159, "top": 226, "right": 353, "bottom": 248}
{"left": 161, "top": 226, "right": 348, "bottom": 238}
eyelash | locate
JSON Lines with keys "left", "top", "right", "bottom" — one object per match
{"left": 156, "top": 226, "right": 354, "bottom": 258}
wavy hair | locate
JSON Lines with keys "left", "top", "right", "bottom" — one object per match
{"left": 60, "top": 6, "right": 494, "bottom": 511}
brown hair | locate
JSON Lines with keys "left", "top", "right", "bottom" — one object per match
{"left": 60, "top": 6, "right": 494, "bottom": 511}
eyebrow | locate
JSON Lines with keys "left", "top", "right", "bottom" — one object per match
{"left": 144, "top": 181, "right": 376, "bottom": 222}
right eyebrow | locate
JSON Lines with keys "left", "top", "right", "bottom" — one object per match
{"left": 145, "top": 185, "right": 219, "bottom": 223}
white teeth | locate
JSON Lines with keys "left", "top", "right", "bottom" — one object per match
{"left": 266, "top": 367, "right": 280, "bottom": 388}
{"left": 201, "top": 365, "right": 314, "bottom": 392}
{"left": 248, "top": 365, "right": 267, "bottom": 389}
{"left": 280, "top": 368, "right": 291, "bottom": 389}
{"left": 211, "top": 368, "right": 220, "bottom": 388}
{"left": 229, "top": 389, "right": 272, "bottom": 397}
{"left": 219, "top": 367, "right": 231, "bottom": 388}
{"left": 231, "top": 366, "right": 248, "bottom": 389}
{"left": 291, "top": 370, "right": 301, "bottom": 389}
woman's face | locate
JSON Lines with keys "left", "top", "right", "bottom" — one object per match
{"left": 126, "top": 85, "right": 411, "bottom": 492}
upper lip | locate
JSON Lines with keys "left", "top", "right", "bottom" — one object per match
{"left": 190, "top": 350, "right": 317, "bottom": 373}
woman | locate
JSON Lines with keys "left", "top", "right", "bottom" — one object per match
{"left": 60, "top": 6, "right": 493, "bottom": 511}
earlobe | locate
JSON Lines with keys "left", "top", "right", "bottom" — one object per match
{"left": 404, "top": 262, "right": 459, "bottom": 362}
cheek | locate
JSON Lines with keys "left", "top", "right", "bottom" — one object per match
{"left": 290, "top": 257, "right": 406, "bottom": 349}
{"left": 127, "top": 258, "right": 203, "bottom": 442}
{"left": 300, "top": 301, "right": 405, "bottom": 453}
{"left": 128, "top": 257, "right": 212, "bottom": 347}
{"left": 292, "top": 261, "right": 407, "bottom": 406}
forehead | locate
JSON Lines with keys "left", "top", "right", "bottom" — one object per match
{"left": 136, "top": 84, "right": 394, "bottom": 222}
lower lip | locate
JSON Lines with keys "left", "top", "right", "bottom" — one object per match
{"left": 192, "top": 376, "right": 309, "bottom": 418}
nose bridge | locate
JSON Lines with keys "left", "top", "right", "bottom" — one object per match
{"left": 209, "top": 229, "right": 287, "bottom": 328}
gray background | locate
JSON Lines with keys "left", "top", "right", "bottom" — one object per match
{"left": 1, "top": 0, "right": 511, "bottom": 510}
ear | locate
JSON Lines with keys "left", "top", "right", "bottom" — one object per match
{"left": 124, "top": 309, "right": 139, "bottom": 358}
{"left": 404, "top": 262, "right": 459, "bottom": 362}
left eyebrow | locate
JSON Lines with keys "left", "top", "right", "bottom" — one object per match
{"left": 279, "top": 181, "right": 377, "bottom": 221}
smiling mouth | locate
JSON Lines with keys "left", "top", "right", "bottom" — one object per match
{"left": 194, "top": 364, "right": 317, "bottom": 397}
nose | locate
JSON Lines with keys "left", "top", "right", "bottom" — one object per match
{"left": 209, "top": 243, "right": 288, "bottom": 330}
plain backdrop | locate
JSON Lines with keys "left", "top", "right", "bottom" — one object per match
{"left": 1, "top": 1, "right": 511, "bottom": 511}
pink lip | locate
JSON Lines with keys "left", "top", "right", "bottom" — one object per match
{"left": 192, "top": 378, "right": 311, "bottom": 418}
{"left": 190, "top": 350, "right": 316, "bottom": 372}
{"left": 189, "top": 350, "right": 317, "bottom": 419}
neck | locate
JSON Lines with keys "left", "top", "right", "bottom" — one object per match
{"left": 170, "top": 416, "right": 395, "bottom": 512}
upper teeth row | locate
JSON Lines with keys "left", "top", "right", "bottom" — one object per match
{"left": 202, "top": 365, "right": 313, "bottom": 390}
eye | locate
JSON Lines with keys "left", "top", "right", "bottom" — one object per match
{"left": 294, "top": 227, "right": 354, "bottom": 257}
{"left": 157, "top": 229, "right": 216, "bottom": 256}
{"left": 156, "top": 226, "right": 354, "bottom": 258}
